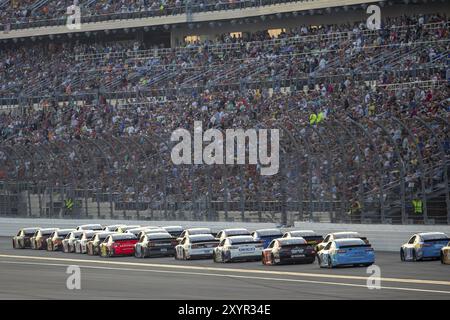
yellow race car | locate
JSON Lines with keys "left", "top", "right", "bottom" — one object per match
{"left": 441, "top": 241, "right": 450, "bottom": 264}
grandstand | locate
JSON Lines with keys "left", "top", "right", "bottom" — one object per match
{"left": 0, "top": 0, "right": 449, "bottom": 226}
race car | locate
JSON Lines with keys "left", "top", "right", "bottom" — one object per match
{"left": 441, "top": 241, "right": 450, "bottom": 264}
{"left": 400, "top": 232, "right": 450, "bottom": 262}
{"left": 100, "top": 233, "right": 138, "bottom": 257}
{"left": 30, "top": 228, "right": 59, "bottom": 250}
{"left": 117, "top": 225, "right": 141, "bottom": 233}
{"left": 134, "top": 232, "right": 177, "bottom": 258}
{"left": 61, "top": 231, "right": 84, "bottom": 253}
{"left": 103, "top": 224, "right": 127, "bottom": 232}
{"left": 125, "top": 227, "right": 153, "bottom": 237}
{"left": 175, "top": 234, "right": 219, "bottom": 260}
{"left": 86, "top": 231, "right": 116, "bottom": 255}
{"left": 161, "top": 226, "right": 184, "bottom": 238}
{"left": 74, "top": 230, "right": 100, "bottom": 253}
{"left": 76, "top": 224, "right": 103, "bottom": 231}
{"left": 215, "top": 228, "right": 251, "bottom": 241}
{"left": 317, "top": 238, "right": 375, "bottom": 268}
{"left": 252, "top": 229, "right": 283, "bottom": 248}
{"left": 213, "top": 235, "right": 263, "bottom": 263}
{"left": 262, "top": 237, "right": 316, "bottom": 265}
{"left": 316, "top": 231, "right": 369, "bottom": 252}
{"left": 46, "top": 229, "right": 75, "bottom": 251}
{"left": 282, "top": 230, "right": 324, "bottom": 246}
{"left": 12, "top": 227, "right": 40, "bottom": 249}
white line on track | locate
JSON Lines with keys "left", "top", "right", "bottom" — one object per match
{"left": 1, "top": 260, "right": 450, "bottom": 295}
{"left": 1, "top": 253, "right": 449, "bottom": 287}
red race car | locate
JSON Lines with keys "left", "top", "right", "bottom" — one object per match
{"left": 100, "top": 233, "right": 138, "bottom": 257}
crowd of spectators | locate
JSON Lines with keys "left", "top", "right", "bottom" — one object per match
{"left": 0, "top": 13, "right": 448, "bottom": 222}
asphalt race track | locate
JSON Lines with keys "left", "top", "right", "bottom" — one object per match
{"left": 0, "top": 237, "right": 449, "bottom": 299}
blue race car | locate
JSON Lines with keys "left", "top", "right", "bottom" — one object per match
{"left": 317, "top": 238, "right": 375, "bottom": 268}
{"left": 252, "top": 229, "right": 283, "bottom": 248}
{"left": 400, "top": 232, "right": 450, "bottom": 262}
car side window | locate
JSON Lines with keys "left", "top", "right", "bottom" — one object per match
{"left": 181, "top": 238, "right": 186, "bottom": 245}
{"left": 268, "top": 241, "right": 275, "bottom": 249}
{"left": 324, "top": 242, "right": 332, "bottom": 251}
{"left": 217, "top": 231, "right": 222, "bottom": 239}
{"left": 408, "top": 236, "right": 416, "bottom": 244}
{"left": 324, "top": 235, "right": 330, "bottom": 242}
{"left": 219, "top": 239, "right": 226, "bottom": 247}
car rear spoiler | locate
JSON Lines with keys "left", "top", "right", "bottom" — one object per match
{"left": 424, "top": 238, "right": 450, "bottom": 242}
{"left": 339, "top": 244, "right": 372, "bottom": 249}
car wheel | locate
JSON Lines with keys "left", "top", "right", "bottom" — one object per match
{"left": 327, "top": 256, "right": 333, "bottom": 269}
{"left": 261, "top": 254, "right": 266, "bottom": 265}
{"left": 441, "top": 252, "right": 445, "bottom": 264}
{"left": 412, "top": 249, "right": 418, "bottom": 262}
{"left": 400, "top": 249, "right": 405, "bottom": 261}
{"left": 183, "top": 249, "right": 187, "bottom": 260}
{"left": 12, "top": 239, "right": 16, "bottom": 249}
{"left": 135, "top": 246, "right": 141, "bottom": 258}
{"left": 221, "top": 251, "right": 226, "bottom": 263}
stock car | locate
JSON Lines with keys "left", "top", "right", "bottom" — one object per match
{"left": 262, "top": 237, "right": 316, "bottom": 265}
{"left": 12, "top": 227, "right": 40, "bottom": 249}
{"left": 252, "top": 229, "right": 283, "bottom": 248}
{"left": 30, "top": 228, "right": 59, "bottom": 250}
{"left": 103, "top": 224, "right": 127, "bottom": 232}
{"left": 86, "top": 231, "right": 116, "bottom": 255}
{"left": 117, "top": 225, "right": 141, "bottom": 233}
{"left": 316, "top": 231, "right": 369, "bottom": 252}
{"left": 317, "top": 238, "right": 375, "bottom": 268}
{"left": 213, "top": 236, "right": 263, "bottom": 263}
{"left": 76, "top": 224, "right": 103, "bottom": 231}
{"left": 100, "top": 233, "right": 138, "bottom": 257}
{"left": 175, "top": 234, "right": 220, "bottom": 260}
{"left": 441, "top": 241, "right": 450, "bottom": 264}
{"left": 282, "top": 230, "right": 323, "bottom": 246}
{"left": 134, "top": 232, "right": 177, "bottom": 258}
{"left": 161, "top": 226, "right": 184, "bottom": 238}
{"left": 400, "top": 232, "right": 450, "bottom": 262}
{"left": 46, "top": 229, "right": 75, "bottom": 251}
{"left": 74, "top": 230, "right": 101, "bottom": 253}
{"left": 216, "top": 228, "right": 251, "bottom": 241}
{"left": 62, "top": 231, "right": 84, "bottom": 253}
{"left": 177, "top": 228, "right": 213, "bottom": 242}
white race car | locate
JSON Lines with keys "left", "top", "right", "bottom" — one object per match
{"left": 175, "top": 234, "right": 219, "bottom": 260}
{"left": 213, "top": 235, "right": 263, "bottom": 263}
{"left": 74, "top": 230, "right": 100, "bottom": 253}
{"left": 62, "top": 231, "right": 84, "bottom": 253}
{"left": 103, "top": 224, "right": 127, "bottom": 232}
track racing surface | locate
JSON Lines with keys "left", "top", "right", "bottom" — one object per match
{"left": 0, "top": 237, "right": 449, "bottom": 299}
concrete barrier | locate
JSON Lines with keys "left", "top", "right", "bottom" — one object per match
{"left": 294, "top": 221, "right": 450, "bottom": 252}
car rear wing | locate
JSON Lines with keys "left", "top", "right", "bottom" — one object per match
{"left": 423, "top": 238, "right": 450, "bottom": 243}
{"left": 339, "top": 244, "right": 372, "bottom": 249}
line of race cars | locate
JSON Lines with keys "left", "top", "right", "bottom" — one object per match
{"left": 11, "top": 224, "right": 450, "bottom": 267}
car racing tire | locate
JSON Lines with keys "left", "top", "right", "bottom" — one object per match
{"left": 221, "top": 251, "right": 227, "bottom": 263}
{"left": 400, "top": 249, "right": 405, "bottom": 261}
{"left": 412, "top": 249, "right": 418, "bottom": 262}
{"left": 182, "top": 249, "right": 187, "bottom": 260}
{"left": 327, "top": 256, "right": 333, "bottom": 269}
{"left": 213, "top": 251, "right": 218, "bottom": 263}
{"left": 12, "top": 239, "right": 16, "bottom": 249}
{"left": 261, "top": 254, "right": 266, "bottom": 265}
{"left": 441, "top": 252, "right": 445, "bottom": 264}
